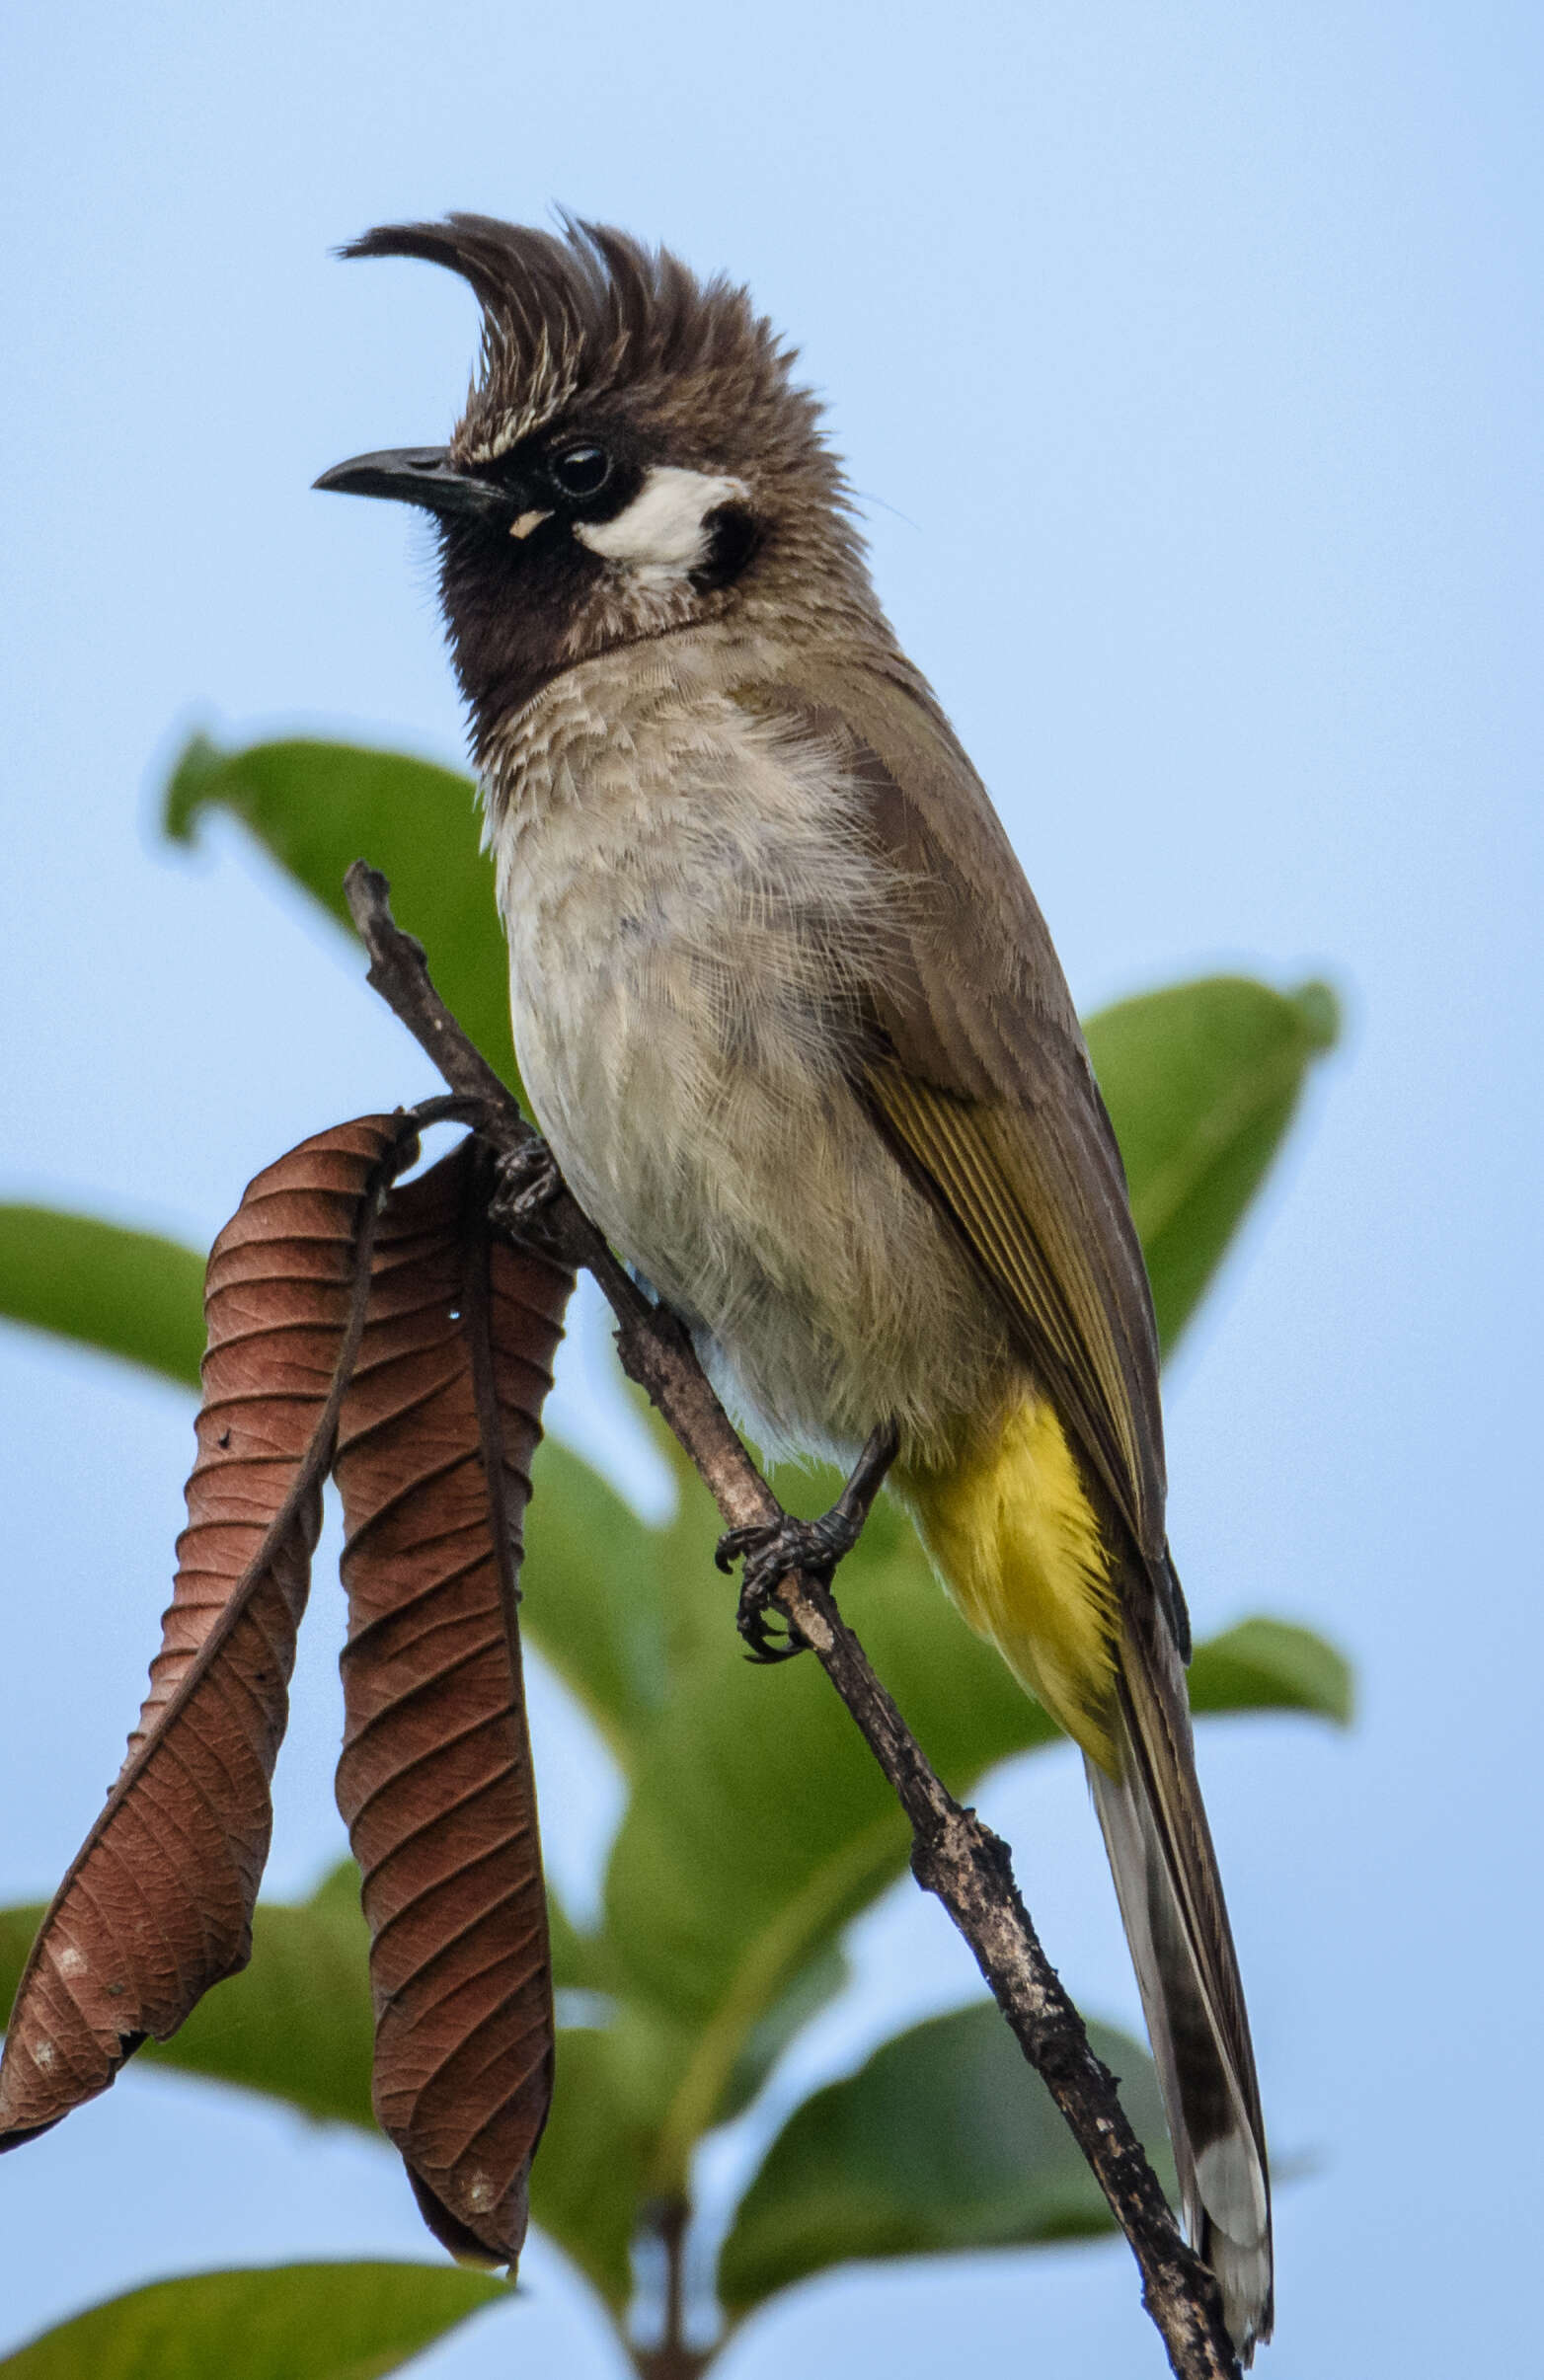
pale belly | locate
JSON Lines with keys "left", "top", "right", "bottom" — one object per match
{"left": 490, "top": 690, "right": 1014, "bottom": 1469}
{"left": 510, "top": 920, "right": 1013, "bottom": 1467}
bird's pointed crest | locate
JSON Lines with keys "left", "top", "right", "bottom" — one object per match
{"left": 342, "top": 214, "right": 809, "bottom": 467}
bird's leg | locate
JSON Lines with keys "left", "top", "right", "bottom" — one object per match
{"left": 717, "top": 1419, "right": 900, "bottom": 1663}
{"left": 489, "top": 1137, "right": 564, "bottom": 1237}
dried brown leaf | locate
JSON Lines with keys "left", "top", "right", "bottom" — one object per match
{"left": 333, "top": 1137, "right": 574, "bottom": 2268}
{"left": 0, "top": 1117, "right": 409, "bottom": 2146}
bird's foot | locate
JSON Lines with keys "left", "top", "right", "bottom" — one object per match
{"left": 717, "top": 1514, "right": 827, "bottom": 1663}
{"left": 490, "top": 1138, "right": 564, "bottom": 1238}
{"left": 716, "top": 1420, "right": 900, "bottom": 1664}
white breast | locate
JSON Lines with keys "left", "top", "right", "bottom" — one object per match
{"left": 484, "top": 646, "right": 1008, "bottom": 1463}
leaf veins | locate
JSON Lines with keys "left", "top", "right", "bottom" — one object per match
{"left": 333, "top": 1138, "right": 573, "bottom": 2267}
{"left": 0, "top": 1117, "right": 409, "bottom": 2145}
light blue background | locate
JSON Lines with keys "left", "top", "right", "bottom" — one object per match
{"left": 2, "top": 4, "right": 1539, "bottom": 2373}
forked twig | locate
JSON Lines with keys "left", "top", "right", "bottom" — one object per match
{"left": 344, "top": 860, "right": 1243, "bottom": 2380}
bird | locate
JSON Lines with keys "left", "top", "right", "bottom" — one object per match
{"left": 317, "top": 214, "right": 1273, "bottom": 2359}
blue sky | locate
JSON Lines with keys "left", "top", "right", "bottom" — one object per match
{"left": 1, "top": 3, "right": 1540, "bottom": 2373}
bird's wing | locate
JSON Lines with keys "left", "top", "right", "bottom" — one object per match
{"left": 739, "top": 661, "right": 1272, "bottom": 2352}
{"left": 743, "top": 657, "right": 1169, "bottom": 1571}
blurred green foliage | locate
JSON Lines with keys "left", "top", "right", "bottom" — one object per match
{"left": 0, "top": 735, "right": 1345, "bottom": 2373}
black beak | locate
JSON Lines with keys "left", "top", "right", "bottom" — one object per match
{"left": 313, "top": 444, "right": 512, "bottom": 526}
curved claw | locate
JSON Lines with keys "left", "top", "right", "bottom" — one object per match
{"left": 491, "top": 1140, "right": 563, "bottom": 1234}
{"left": 739, "top": 1605, "right": 807, "bottom": 1664}
{"left": 716, "top": 1518, "right": 820, "bottom": 1662}
{"left": 715, "top": 1523, "right": 760, "bottom": 1576}
{"left": 716, "top": 1422, "right": 900, "bottom": 1667}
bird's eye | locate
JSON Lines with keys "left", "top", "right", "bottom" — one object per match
{"left": 549, "top": 443, "right": 612, "bottom": 499}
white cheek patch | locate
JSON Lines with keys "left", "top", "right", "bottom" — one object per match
{"left": 576, "top": 465, "right": 747, "bottom": 588}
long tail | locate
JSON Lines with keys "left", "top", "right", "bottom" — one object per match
{"left": 1088, "top": 1594, "right": 1274, "bottom": 2362}
{"left": 900, "top": 1411, "right": 1272, "bottom": 2355}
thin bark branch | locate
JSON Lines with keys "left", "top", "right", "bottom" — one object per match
{"left": 344, "top": 862, "right": 1243, "bottom": 2380}
{"left": 633, "top": 2197, "right": 710, "bottom": 2380}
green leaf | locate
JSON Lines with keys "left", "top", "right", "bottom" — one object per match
{"left": 599, "top": 1549, "right": 920, "bottom": 2182}
{"left": 162, "top": 734, "right": 518, "bottom": 1095}
{"left": 719, "top": 2005, "right": 1173, "bottom": 2313}
{"left": 718, "top": 1941, "right": 850, "bottom": 2125}
{"left": 525, "top": 2025, "right": 654, "bottom": 2311}
{"left": 0, "top": 1205, "right": 204, "bottom": 1389}
{"left": 519, "top": 1436, "right": 670, "bottom": 1763}
{"left": 0, "top": 2263, "right": 503, "bottom": 2380}
{"left": 1087, "top": 974, "right": 1339, "bottom": 1351}
{"left": 1190, "top": 1616, "right": 1353, "bottom": 1727}
{"left": 0, "top": 1903, "right": 39, "bottom": 2029}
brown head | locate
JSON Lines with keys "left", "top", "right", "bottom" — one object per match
{"left": 318, "top": 215, "right": 883, "bottom": 756}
